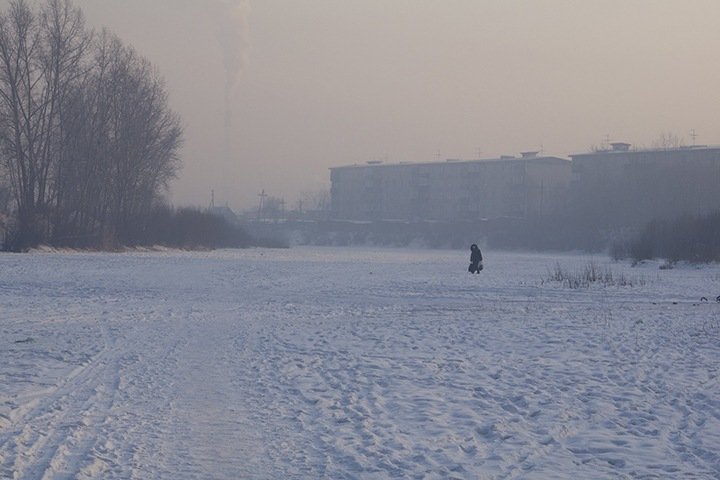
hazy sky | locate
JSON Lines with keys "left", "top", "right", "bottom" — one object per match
{"left": 38, "top": 1, "right": 720, "bottom": 209}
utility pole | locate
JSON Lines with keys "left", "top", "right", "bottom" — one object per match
{"left": 257, "top": 189, "right": 267, "bottom": 220}
{"left": 690, "top": 129, "right": 698, "bottom": 146}
{"left": 210, "top": 189, "right": 215, "bottom": 208}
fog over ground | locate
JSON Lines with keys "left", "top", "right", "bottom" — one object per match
{"left": 56, "top": 1, "right": 720, "bottom": 210}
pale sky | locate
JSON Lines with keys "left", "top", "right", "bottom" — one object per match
{"left": 36, "top": 1, "right": 720, "bottom": 209}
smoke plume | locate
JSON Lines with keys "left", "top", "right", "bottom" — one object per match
{"left": 206, "top": 0, "right": 250, "bottom": 157}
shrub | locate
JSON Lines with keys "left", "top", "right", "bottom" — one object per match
{"left": 543, "top": 261, "right": 646, "bottom": 289}
{"left": 126, "top": 206, "right": 253, "bottom": 249}
{"left": 623, "top": 211, "right": 720, "bottom": 264}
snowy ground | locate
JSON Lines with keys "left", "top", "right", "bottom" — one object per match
{"left": 1, "top": 247, "right": 719, "bottom": 479}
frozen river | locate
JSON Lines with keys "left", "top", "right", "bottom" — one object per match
{"left": 1, "top": 247, "right": 719, "bottom": 479}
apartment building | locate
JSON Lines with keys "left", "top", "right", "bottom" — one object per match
{"left": 569, "top": 143, "right": 720, "bottom": 226}
{"left": 330, "top": 153, "right": 571, "bottom": 221}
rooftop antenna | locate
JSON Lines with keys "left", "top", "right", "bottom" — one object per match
{"left": 690, "top": 129, "right": 698, "bottom": 146}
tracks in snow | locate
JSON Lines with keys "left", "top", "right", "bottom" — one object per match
{"left": 2, "top": 249, "right": 720, "bottom": 478}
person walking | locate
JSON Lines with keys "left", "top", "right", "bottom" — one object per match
{"left": 468, "top": 244, "right": 483, "bottom": 273}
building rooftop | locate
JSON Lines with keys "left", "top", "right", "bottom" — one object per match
{"left": 330, "top": 154, "right": 569, "bottom": 171}
{"left": 570, "top": 143, "right": 720, "bottom": 158}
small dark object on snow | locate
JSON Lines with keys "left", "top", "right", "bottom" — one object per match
{"left": 716, "top": 295, "right": 720, "bottom": 303}
{"left": 468, "top": 263, "right": 484, "bottom": 273}
{"left": 701, "top": 297, "right": 708, "bottom": 302}
{"left": 14, "top": 337, "right": 34, "bottom": 344}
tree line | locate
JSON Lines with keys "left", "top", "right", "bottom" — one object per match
{"left": 613, "top": 211, "right": 720, "bottom": 265}
{"left": 0, "top": 0, "right": 183, "bottom": 250}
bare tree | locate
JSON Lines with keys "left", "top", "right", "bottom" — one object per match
{"left": 55, "top": 29, "right": 182, "bottom": 246}
{"left": 300, "top": 189, "right": 330, "bottom": 211}
{"left": 53, "top": 29, "right": 114, "bottom": 242}
{"left": 41, "top": 0, "right": 90, "bottom": 238}
{"left": 0, "top": 0, "right": 182, "bottom": 249}
{"left": 0, "top": 0, "right": 182, "bottom": 248}
{"left": 0, "top": 0, "right": 44, "bottom": 245}
{"left": 651, "top": 132, "right": 685, "bottom": 150}
{"left": 101, "top": 42, "right": 182, "bottom": 243}
{"left": 0, "top": 0, "right": 88, "bottom": 247}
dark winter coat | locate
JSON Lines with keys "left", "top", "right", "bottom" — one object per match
{"left": 470, "top": 244, "right": 482, "bottom": 263}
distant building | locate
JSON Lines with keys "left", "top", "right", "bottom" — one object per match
{"left": 208, "top": 205, "right": 239, "bottom": 225}
{"left": 330, "top": 153, "right": 571, "bottom": 222}
{"left": 569, "top": 143, "right": 720, "bottom": 227}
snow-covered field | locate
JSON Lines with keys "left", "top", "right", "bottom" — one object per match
{"left": 1, "top": 247, "right": 719, "bottom": 479}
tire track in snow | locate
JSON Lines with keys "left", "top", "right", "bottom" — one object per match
{"left": 0, "top": 307, "right": 182, "bottom": 479}
{"left": 0, "top": 321, "right": 122, "bottom": 479}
